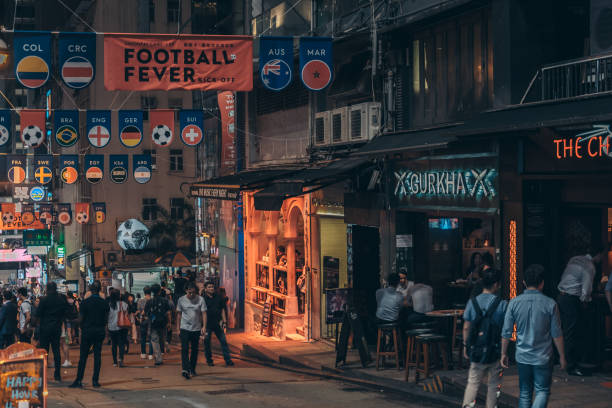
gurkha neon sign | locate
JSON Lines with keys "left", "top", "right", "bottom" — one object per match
{"left": 554, "top": 124, "right": 612, "bottom": 159}
{"left": 394, "top": 169, "right": 497, "bottom": 200}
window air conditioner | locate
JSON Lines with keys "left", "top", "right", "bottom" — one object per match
{"left": 314, "top": 111, "right": 331, "bottom": 146}
{"left": 349, "top": 102, "right": 381, "bottom": 142}
{"left": 331, "top": 107, "right": 349, "bottom": 144}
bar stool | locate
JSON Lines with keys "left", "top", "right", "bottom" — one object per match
{"left": 376, "top": 322, "right": 401, "bottom": 370}
{"left": 404, "top": 328, "right": 433, "bottom": 381}
{"left": 414, "top": 334, "right": 449, "bottom": 383}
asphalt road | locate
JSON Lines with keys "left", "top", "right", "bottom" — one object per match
{"left": 47, "top": 344, "right": 426, "bottom": 408}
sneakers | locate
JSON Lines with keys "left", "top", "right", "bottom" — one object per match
{"left": 225, "top": 360, "right": 234, "bottom": 367}
{"left": 62, "top": 360, "right": 72, "bottom": 368}
{"left": 181, "top": 370, "right": 191, "bottom": 380}
{"left": 207, "top": 360, "right": 214, "bottom": 367}
{"left": 118, "top": 361, "right": 124, "bottom": 368}
{"left": 148, "top": 355, "right": 153, "bottom": 360}
{"left": 140, "top": 353, "right": 146, "bottom": 359}
{"left": 92, "top": 381, "right": 101, "bottom": 388}
{"left": 113, "top": 363, "right": 117, "bottom": 367}
{"left": 69, "top": 381, "right": 82, "bottom": 388}
{"left": 190, "top": 370, "right": 197, "bottom": 377}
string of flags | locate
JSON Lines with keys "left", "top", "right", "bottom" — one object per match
{"left": 8, "top": 31, "right": 332, "bottom": 93}
{"left": 0, "top": 109, "right": 205, "bottom": 150}
{"left": 5, "top": 154, "right": 153, "bottom": 185}
{"left": 0, "top": 202, "right": 106, "bottom": 229}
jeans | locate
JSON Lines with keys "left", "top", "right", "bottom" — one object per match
{"left": 140, "top": 324, "right": 152, "bottom": 355}
{"left": 180, "top": 329, "right": 200, "bottom": 372}
{"left": 462, "top": 361, "right": 503, "bottom": 408}
{"left": 39, "top": 327, "right": 61, "bottom": 378}
{"left": 108, "top": 329, "right": 126, "bottom": 364}
{"left": 150, "top": 327, "right": 165, "bottom": 364}
{"left": 557, "top": 293, "right": 583, "bottom": 371}
{"left": 204, "top": 324, "right": 232, "bottom": 363}
{"left": 75, "top": 330, "right": 104, "bottom": 383}
{"left": 517, "top": 362, "right": 553, "bottom": 408}
{"left": 19, "top": 331, "right": 32, "bottom": 344}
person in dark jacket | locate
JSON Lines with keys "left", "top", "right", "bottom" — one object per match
{"left": 0, "top": 290, "right": 18, "bottom": 348}
{"left": 35, "top": 282, "right": 68, "bottom": 382}
{"left": 70, "top": 281, "right": 109, "bottom": 388}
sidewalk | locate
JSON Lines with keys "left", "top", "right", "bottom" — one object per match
{"left": 224, "top": 331, "right": 612, "bottom": 407}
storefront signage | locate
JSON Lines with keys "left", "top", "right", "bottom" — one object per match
{"left": 190, "top": 185, "right": 239, "bottom": 200}
{"left": 0, "top": 249, "right": 32, "bottom": 263}
{"left": 0, "top": 343, "right": 47, "bottom": 408}
{"left": 23, "top": 230, "right": 51, "bottom": 246}
{"left": 553, "top": 125, "right": 612, "bottom": 159}
{"left": 394, "top": 168, "right": 497, "bottom": 200}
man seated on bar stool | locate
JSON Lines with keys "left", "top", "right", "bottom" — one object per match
{"left": 404, "top": 280, "right": 434, "bottom": 327}
{"left": 376, "top": 273, "right": 405, "bottom": 357}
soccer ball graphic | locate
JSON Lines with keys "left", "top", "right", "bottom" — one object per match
{"left": 0, "top": 125, "right": 9, "bottom": 146}
{"left": 152, "top": 124, "right": 172, "bottom": 146}
{"left": 1, "top": 212, "right": 14, "bottom": 225}
{"left": 22, "top": 125, "right": 44, "bottom": 148}
{"left": 117, "top": 218, "right": 149, "bottom": 250}
{"left": 76, "top": 211, "right": 89, "bottom": 224}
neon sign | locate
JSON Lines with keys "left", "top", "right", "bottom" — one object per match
{"left": 554, "top": 124, "right": 612, "bottom": 159}
{"left": 394, "top": 168, "right": 497, "bottom": 200}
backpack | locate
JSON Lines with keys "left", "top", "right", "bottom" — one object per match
{"left": 467, "top": 296, "right": 503, "bottom": 364}
{"left": 148, "top": 297, "right": 168, "bottom": 329}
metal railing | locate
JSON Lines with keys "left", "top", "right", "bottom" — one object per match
{"left": 521, "top": 53, "right": 612, "bottom": 103}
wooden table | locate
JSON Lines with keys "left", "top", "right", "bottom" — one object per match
{"left": 426, "top": 309, "right": 464, "bottom": 368}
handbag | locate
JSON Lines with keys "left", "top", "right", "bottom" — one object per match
{"left": 117, "top": 305, "right": 131, "bottom": 329}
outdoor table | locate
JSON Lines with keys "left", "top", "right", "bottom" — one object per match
{"left": 426, "top": 309, "right": 464, "bottom": 369}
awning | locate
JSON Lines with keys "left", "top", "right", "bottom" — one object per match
{"left": 356, "top": 93, "right": 612, "bottom": 156}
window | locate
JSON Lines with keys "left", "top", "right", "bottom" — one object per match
{"left": 170, "top": 198, "right": 184, "bottom": 220}
{"left": 167, "top": 0, "right": 179, "bottom": 23}
{"left": 170, "top": 149, "right": 183, "bottom": 171}
{"left": 142, "top": 198, "right": 157, "bottom": 221}
{"left": 140, "top": 96, "right": 158, "bottom": 120}
{"left": 149, "top": 0, "right": 155, "bottom": 23}
{"left": 168, "top": 97, "right": 183, "bottom": 110}
{"left": 143, "top": 149, "right": 157, "bottom": 170}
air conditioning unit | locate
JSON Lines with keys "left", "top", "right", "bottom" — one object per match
{"left": 331, "top": 107, "right": 349, "bottom": 144}
{"left": 349, "top": 102, "right": 381, "bottom": 142}
{"left": 314, "top": 111, "right": 331, "bottom": 146}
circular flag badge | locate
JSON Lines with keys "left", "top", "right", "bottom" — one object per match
{"left": 86, "top": 166, "right": 103, "bottom": 184}
{"left": 55, "top": 125, "right": 78, "bottom": 147}
{"left": 61, "top": 167, "right": 78, "bottom": 184}
{"left": 16, "top": 55, "right": 49, "bottom": 88}
{"left": 8, "top": 166, "right": 25, "bottom": 184}
{"left": 58, "top": 211, "right": 71, "bottom": 225}
{"left": 21, "top": 125, "right": 45, "bottom": 148}
{"left": 0, "top": 124, "right": 10, "bottom": 147}
{"left": 181, "top": 125, "right": 203, "bottom": 146}
{"left": 34, "top": 166, "right": 52, "bottom": 185}
{"left": 61, "top": 56, "right": 94, "bottom": 89}
{"left": 120, "top": 125, "right": 142, "bottom": 148}
{"left": 134, "top": 166, "right": 151, "bottom": 184}
{"left": 301, "top": 60, "right": 332, "bottom": 91}
{"left": 30, "top": 186, "right": 45, "bottom": 201}
{"left": 88, "top": 125, "right": 110, "bottom": 148}
{"left": 21, "top": 211, "right": 35, "bottom": 225}
{"left": 261, "top": 59, "right": 292, "bottom": 91}
{"left": 111, "top": 166, "right": 128, "bottom": 184}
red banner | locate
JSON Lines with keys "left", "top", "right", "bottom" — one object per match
{"left": 149, "top": 109, "right": 175, "bottom": 147}
{"left": 104, "top": 34, "right": 253, "bottom": 91}
{"left": 218, "top": 91, "right": 236, "bottom": 175}
{"left": 19, "top": 109, "right": 46, "bottom": 147}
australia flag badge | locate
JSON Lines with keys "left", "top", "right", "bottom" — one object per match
{"left": 260, "top": 37, "right": 293, "bottom": 91}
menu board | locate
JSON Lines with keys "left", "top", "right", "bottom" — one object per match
{"left": 0, "top": 344, "right": 47, "bottom": 408}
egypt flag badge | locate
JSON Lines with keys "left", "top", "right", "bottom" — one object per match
{"left": 75, "top": 202, "right": 90, "bottom": 224}
{"left": 93, "top": 202, "right": 106, "bottom": 224}
{"left": 58, "top": 203, "right": 72, "bottom": 225}
{"left": 60, "top": 155, "right": 79, "bottom": 184}
{"left": 14, "top": 32, "right": 51, "bottom": 89}
{"left": 84, "top": 154, "right": 104, "bottom": 184}
{"left": 59, "top": 32, "right": 95, "bottom": 89}
{"left": 87, "top": 110, "right": 111, "bottom": 148}
{"left": 119, "top": 110, "right": 143, "bottom": 148}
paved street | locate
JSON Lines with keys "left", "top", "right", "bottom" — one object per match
{"left": 48, "top": 344, "right": 426, "bottom": 408}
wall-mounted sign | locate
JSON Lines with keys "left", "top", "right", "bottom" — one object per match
{"left": 23, "top": 230, "right": 51, "bottom": 246}
{"left": 394, "top": 168, "right": 497, "bottom": 200}
{"left": 190, "top": 185, "right": 239, "bottom": 200}
{"left": 553, "top": 124, "right": 611, "bottom": 159}
{"left": 0, "top": 343, "right": 47, "bottom": 408}
{"left": 0, "top": 249, "right": 32, "bottom": 263}
{"left": 56, "top": 245, "right": 65, "bottom": 270}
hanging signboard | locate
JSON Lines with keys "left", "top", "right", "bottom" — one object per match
{"left": 109, "top": 155, "right": 128, "bottom": 184}
{"left": 86, "top": 110, "right": 111, "bottom": 148}
{"left": 0, "top": 110, "right": 11, "bottom": 151}
{"left": 14, "top": 31, "right": 52, "bottom": 89}
{"left": 259, "top": 36, "right": 293, "bottom": 91}
{"left": 0, "top": 343, "right": 48, "bottom": 408}
{"left": 23, "top": 230, "right": 51, "bottom": 246}
{"left": 53, "top": 110, "right": 79, "bottom": 148}
{"left": 58, "top": 32, "right": 96, "bottom": 89}
{"left": 218, "top": 91, "right": 236, "bottom": 175}
{"left": 103, "top": 34, "right": 253, "bottom": 91}
{"left": 179, "top": 110, "right": 204, "bottom": 146}
{"left": 299, "top": 37, "right": 333, "bottom": 91}
{"left": 190, "top": 184, "right": 240, "bottom": 200}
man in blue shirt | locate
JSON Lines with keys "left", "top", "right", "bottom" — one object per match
{"left": 501, "top": 264, "right": 566, "bottom": 408}
{"left": 462, "top": 269, "right": 507, "bottom": 408}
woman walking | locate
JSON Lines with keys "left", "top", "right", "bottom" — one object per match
{"left": 107, "top": 289, "right": 128, "bottom": 367}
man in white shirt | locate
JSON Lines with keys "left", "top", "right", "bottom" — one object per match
{"left": 396, "top": 270, "right": 414, "bottom": 302}
{"left": 17, "top": 288, "right": 32, "bottom": 343}
{"left": 557, "top": 246, "right": 605, "bottom": 376}
{"left": 403, "top": 281, "right": 434, "bottom": 327}
{"left": 176, "top": 282, "right": 207, "bottom": 379}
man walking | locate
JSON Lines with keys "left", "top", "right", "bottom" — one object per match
{"left": 462, "top": 269, "right": 507, "bottom": 408}
{"left": 203, "top": 281, "right": 233, "bottom": 366}
{"left": 138, "top": 286, "right": 152, "bottom": 360}
{"left": 70, "top": 281, "right": 109, "bottom": 388}
{"left": 145, "top": 284, "right": 171, "bottom": 365}
{"left": 0, "top": 290, "right": 18, "bottom": 348}
{"left": 35, "top": 282, "right": 68, "bottom": 382}
{"left": 17, "top": 288, "right": 32, "bottom": 343}
{"left": 177, "top": 282, "right": 207, "bottom": 379}
{"left": 501, "top": 264, "right": 566, "bottom": 408}
{"left": 557, "top": 246, "right": 604, "bottom": 376}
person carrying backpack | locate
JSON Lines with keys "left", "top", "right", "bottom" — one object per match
{"left": 145, "top": 284, "right": 171, "bottom": 365}
{"left": 462, "top": 269, "right": 508, "bottom": 408}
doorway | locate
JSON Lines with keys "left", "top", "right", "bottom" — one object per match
{"left": 352, "top": 225, "right": 380, "bottom": 343}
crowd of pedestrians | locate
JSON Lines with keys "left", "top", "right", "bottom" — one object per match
{"left": 0, "top": 273, "right": 233, "bottom": 388}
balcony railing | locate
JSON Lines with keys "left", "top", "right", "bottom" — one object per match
{"left": 521, "top": 53, "right": 612, "bottom": 103}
